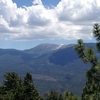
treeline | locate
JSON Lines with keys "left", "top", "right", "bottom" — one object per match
{"left": 0, "top": 24, "right": 100, "bottom": 100}
{"left": 0, "top": 72, "right": 42, "bottom": 100}
{"left": 0, "top": 72, "right": 77, "bottom": 100}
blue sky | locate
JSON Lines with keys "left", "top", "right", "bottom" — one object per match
{"left": 0, "top": 0, "right": 100, "bottom": 49}
{"left": 0, "top": 39, "right": 76, "bottom": 50}
{"left": 13, "top": 0, "right": 60, "bottom": 8}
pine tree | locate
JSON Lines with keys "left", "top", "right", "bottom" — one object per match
{"left": 0, "top": 72, "right": 20, "bottom": 100}
{"left": 23, "top": 73, "right": 42, "bottom": 100}
{"left": 58, "top": 94, "right": 63, "bottom": 100}
{"left": 45, "top": 91, "right": 77, "bottom": 100}
{"left": 45, "top": 91, "right": 59, "bottom": 100}
{"left": 0, "top": 72, "right": 43, "bottom": 100}
{"left": 63, "top": 91, "right": 77, "bottom": 100}
{"left": 4, "top": 72, "right": 20, "bottom": 91}
{"left": 93, "top": 24, "right": 100, "bottom": 51}
{"left": 75, "top": 24, "right": 100, "bottom": 100}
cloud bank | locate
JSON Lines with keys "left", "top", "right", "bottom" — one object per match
{"left": 0, "top": 0, "right": 100, "bottom": 40}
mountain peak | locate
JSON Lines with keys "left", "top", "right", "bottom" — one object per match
{"left": 25, "top": 43, "right": 66, "bottom": 56}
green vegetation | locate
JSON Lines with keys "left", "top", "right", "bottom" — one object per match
{"left": 0, "top": 72, "right": 77, "bottom": 100}
{"left": 0, "top": 72, "right": 42, "bottom": 100}
{"left": 75, "top": 24, "right": 100, "bottom": 100}
{"left": 45, "top": 91, "right": 77, "bottom": 100}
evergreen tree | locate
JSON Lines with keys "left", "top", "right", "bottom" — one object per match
{"left": 0, "top": 72, "right": 20, "bottom": 100}
{"left": 45, "top": 91, "right": 59, "bottom": 100}
{"left": 0, "top": 72, "right": 42, "bottom": 100}
{"left": 4, "top": 72, "right": 20, "bottom": 91}
{"left": 93, "top": 24, "right": 100, "bottom": 51}
{"left": 63, "top": 91, "right": 77, "bottom": 100}
{"left": 45, "top": 91, "right": 77, "bottom": 100}
{"left": 75, "top": 24, "right": 100, "bottom": 100}
{"left": 23, "top": 73, "right": 42, "bottom": 100}
{"left": 58, "top": 94, "right": 63, "bottom": 100}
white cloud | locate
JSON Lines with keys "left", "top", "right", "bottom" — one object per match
{"left": 0, "top": 0, "right": 100, "bottom": 41}
{"left": 57, "top": 0, "right": 100, "bottom": 22}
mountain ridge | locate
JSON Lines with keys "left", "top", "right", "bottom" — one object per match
{"left": 0, "top": 43, "right": 96, "bottom": 95}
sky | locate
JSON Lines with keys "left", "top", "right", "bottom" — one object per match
{"left": 0, "top": 0, "right": 100, "bottom": 50}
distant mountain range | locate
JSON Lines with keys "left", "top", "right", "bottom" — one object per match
{"left": 0, "top": 43, "right": 97, "bottom": 95}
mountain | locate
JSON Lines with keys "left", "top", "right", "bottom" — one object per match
{"left": 0, "top": 43, "right": 96, "bottom": 95}
{"left": 24, "top": 43, "right": 63, "bottom": 57}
